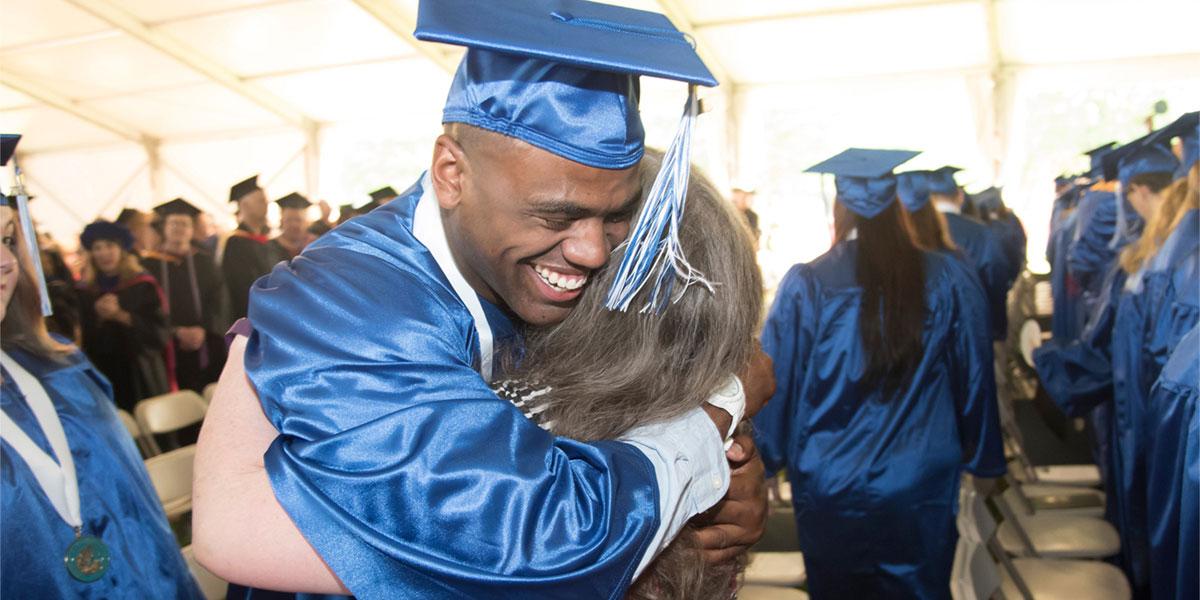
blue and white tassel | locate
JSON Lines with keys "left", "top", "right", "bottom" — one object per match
{"left": 604, "top": 85, "right": 714, "bottom": 314}
{"left": 11, "top": 157, "right": 53, "bottom": 316}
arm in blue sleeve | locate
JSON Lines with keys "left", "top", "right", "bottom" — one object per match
{"left": 946, "top": 261, "right": 1007, "bottom": 477}
{"left": 245, "top": 247, "right": 665, "bottom": 599}
{"left": 752, "top": 266, "right": 814, "bottom": 476}
{"left": 1032, "top": 270, "right": 1125, "bottom": 417}
{"left": 978, "top": 233, "right": 1011, "bottom": 341}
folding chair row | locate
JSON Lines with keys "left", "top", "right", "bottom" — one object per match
{"left": 144, "top": 444, "right": 197, "bottom": 522}
{"left": 135, "top": 389, "right": 209, "bottom": 455}
{"left": 954, "top": 487, "right": 1130, "bottom": 600}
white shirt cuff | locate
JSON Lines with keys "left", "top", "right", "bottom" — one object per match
{"left": 618, "top": 406, "right": 730, "bottom": 579}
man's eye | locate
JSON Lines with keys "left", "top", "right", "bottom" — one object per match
{"left": 540, "top": 218, "right": 572, "bottom": 231}
{"left": 605, "top": 211, "right": 634, "bottom": 224}
{"left": 2, "top": 235, "right": 15, "bottom": 248}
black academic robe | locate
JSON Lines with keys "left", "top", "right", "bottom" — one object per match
{"left": 40, "top": 247, "right": 80, "bottom": 340}
{"left": 143, "top": 248, "right": 229, "bottom": 393}
{"left": 77, "top": 274, "right": 172, "bottom": 412}
{"left": 221, "top": 224, "right": 281, "bottom": 322}
{"left": 268, "top": 234, "right": 314, "bottom": 262}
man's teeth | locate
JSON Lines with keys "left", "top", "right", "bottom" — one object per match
{"left": 535, "top": 265, "right": 587, "bottom": 291}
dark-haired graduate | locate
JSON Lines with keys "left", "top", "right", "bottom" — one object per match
{"left": 753, "top": 148, "right": 1005, "bottom": 599}
{"left": 143, "top": 198, "right": 228, "bottom": 393}
{"left": 269, "top": 192, "right": 318, "bottom": 260}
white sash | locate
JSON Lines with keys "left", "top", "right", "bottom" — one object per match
{"left": 0, "top": 351, "right": 82, "bottom": 530}
{"left": 410, "top": 172, "right": 496, "bottom": 381}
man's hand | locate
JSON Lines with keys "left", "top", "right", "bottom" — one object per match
{"left": 694, "top": 430, "right": 767, "bottom": 563}
{"left": 176, "top": 326, "right": 206, "bottom": 351}
{"left": 739, "top": 342, "right": 775, "bottom": 419}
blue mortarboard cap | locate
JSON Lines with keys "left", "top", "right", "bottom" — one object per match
{"left": 972, "top": 187, "right": 1003, "bottom": 213}
{"left": 896, "top": 170, "right": 933, "bottom": 212}
{"left": 1, "top": 134, "right": 19, "bottom": 167}
{"left": 1147, "top": 111, "right": 1199, "bottom": 180}
{"left": 806, "top": 148, "right": 920, "bottom": 218}
{"left": 1084, "top": 141, "right": 1118, "bottom": 176}
{"left": 927, "top": 166, "right": 962, "bottom": 196}
{"left": 80, "top": 220, "right": 134, "bottom": 252}
{"left": 1115, "top": 143, "right": 1180, "bottom": 189}
{"left": 416, "top": 0, "right": 715, "bottom": 170}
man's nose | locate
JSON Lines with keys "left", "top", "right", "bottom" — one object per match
{"left": 561, "top": 219, "right": 610, "bottom": 271}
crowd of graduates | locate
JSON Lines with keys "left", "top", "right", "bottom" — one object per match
{"left": 23, "top": 176, "right": 400, "bottom": 413}
{"left": 1033, "top": 111, "right": 1198, "bottom": 599}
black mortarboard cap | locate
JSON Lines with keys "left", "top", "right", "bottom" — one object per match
{"left": 275, "top": 192, "right": 312, "bottom": 210}
{"left": 1, "top": 134, "right": 20, "bottom": 167}
{"left": 153, "top": 197, "right": 202, "bottom": 218}
{"left": 230, "top": 175, "right": 261, "bottom": 203}
{"left": 369, "top": 186, "right": 398, "bottom": 203}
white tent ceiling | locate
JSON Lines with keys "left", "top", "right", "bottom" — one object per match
{"left": 2, "top": 0, "right": 1199, "bottom": 275}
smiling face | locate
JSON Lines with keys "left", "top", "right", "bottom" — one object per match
{"left": 0, "top": 207, "right": 18, "bottom": 321}
{"left": 90, "top": 239, "right": 124, "bottom": 275}
{"left": 431, "top": 126, "right": 641, "bottom": 327}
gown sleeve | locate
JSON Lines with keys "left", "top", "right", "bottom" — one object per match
{"left": 244, "top": 245, "right": 661, "bottom": 599}
{"left": 976, "top": 230, "right": 1012, "bottom": 341}
{"left": 944, "top": 260, "right": 1006, "bottom": 477}
{"left": 123, "top": 280, "right": 170, "bottom": 353}
{"left": 1033, "top": 267, "right": 1126, "bottom": 417}
{"left": 753, "top": 265, "right": 816, "bottom": 476}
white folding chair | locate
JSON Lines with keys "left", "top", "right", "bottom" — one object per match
{"left": 201, "top": 383, "right": 218, "bottom": 405}
{"left": 116, "top": 408, "right": 155, "bottom": 457}
{"left": 181, "top": 544, "right": 227, "bottom": 600}
{"left": 744, "top": 552, "right": 806, "bottom": 587}
{"left": 143, "top": 444, "right": 196, "bottom": 521}
{"left": 960, "top": 489, "right": 1130, "bottom": 600}
{"left": 135, "top": 390, "right": 208, "bottom": 454}
{"left": 1001, "top": 479, "right": 1104, "bottom": 519}
{"left": 990, "top": 487, "right": 1120, "bottom": 560}
{"left": 738, "top": 584, "right": 810, "bottom": 600}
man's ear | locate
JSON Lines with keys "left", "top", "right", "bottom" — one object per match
{"left": 431, "top": 134, "right": 468, "bottom": 210}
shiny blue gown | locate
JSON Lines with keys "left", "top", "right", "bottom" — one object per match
{"left": 1048, "top": 209, "right": 1086, "bottom": 342}
{"left": 988, "top": 212, "right": 1027, "bottom": 289}
{"left": 1035, "top": 209, "right": 1197, "bottom": 596}
{"left": 1, "top": 342, "right": 201, "bottom": 599}
{"left": 240, "top": 176, "right": 660, "bottom": 599}
{"left": 753, "top": 241, "right": 1006, "bottom": 599}
{"left": 943, "top": 212, "right": 1011, "bottom": 341}
{"left": 1066, "top": 189, "right": 1142, "bottom": 325}
{"left": 1145, "top": 324, "right": 1199, "bottom": 600}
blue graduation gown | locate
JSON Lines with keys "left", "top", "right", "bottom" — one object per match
{"left": 753, "top": 241, "right": 1006, "bottom": 600}
{"left": 1145, "top": 324, "right": 1199, "bottom": 600}
{"left": 241, "top": 176, "right": 660, "bottom": 599}
{"left": 988, "top": 213, "right": 1027, "bottom": 289}
{"left": 1, "top": 343, "right": 202, "bottom": 599}
{"left": 1067, "top": 189, "right": 1142, "bottom": 324}
{"left": 1048, "top": 210, "right": 1087, "bottom": 342}
{"left": 943, "top": 212, "right": 1011, "bottom": 341}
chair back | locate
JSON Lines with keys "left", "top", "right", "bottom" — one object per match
{"left": 181, "top": 544, "right": 228, "bottom": 600}
{"left": 136, "top": 390, "right": 208, "bottom": 435}
{"left": 201, "top": 382, "right": 218, "bottom": 405}
{"left": 143, "top": 444, "right": 196, "bottom": 519}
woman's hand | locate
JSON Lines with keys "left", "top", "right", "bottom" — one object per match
{"left": 694, "top": 431, "right": 768, "bottom": 563}
{"left": 94, "top": 293, "right": 120, "bottom": 320}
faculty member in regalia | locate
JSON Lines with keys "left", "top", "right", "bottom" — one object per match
{"left": 76, "top": 220, "right": 171, "bottom": 412}
{"left": 753, "top": 148, "right": 1006, "bottom": 600}
{"left": 0, "top": 136, "right": 201, "bottom": 598}
{"left": 269, "top": 192, "right": 317, "bottom": 260}
{"left": 222, "top": 175, "right": 281, "bottom": 321}
{"left": 143, "top": 197, "right": 228, "bottom": 393}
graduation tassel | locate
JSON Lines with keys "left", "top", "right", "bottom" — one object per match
{"left": 10, "top": 157, "right": 53, "bottom": 317}
{"left": 604, "top": 85, "right": 714, "bottom": 314}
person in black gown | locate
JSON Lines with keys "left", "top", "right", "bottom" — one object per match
{"left": 221, "top": 175, "right": 281, "bottom": 322}
{"left": 143, "top": 198, "right": 228, "bottom": 393}
{"left": 269, "top": 193, "right": 316, "bottom": 260}
{"left": 76, "top": 220, "right": 171, "bottom": 411}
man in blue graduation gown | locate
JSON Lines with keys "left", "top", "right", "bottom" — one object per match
{"left": 929, "top": 167, "right": 1011, "bottom": 341}
{"left": 193, "top": 2, "right": 770, "bottom": 598}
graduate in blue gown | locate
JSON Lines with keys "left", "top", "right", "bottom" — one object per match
{"left": 0, "top": 142, "right": 201, "bottom": 598}
{"left": 971, "top": 187, "right": 1027, "bottom": 289}
{"left": 1035, "top": 136, "right": 1184, "bottom": 597}
{"left": 753, "top": 149, "right": 1006, "bottom": 600}
{"left": 1145, "top": 323, "right": 1199, "bottom": 600}
{"left": 195, "top": 3, "right": 770, "bottom": 599}
{"left": 929, "top": 167, "right": 1011, "bottom": 341}
{"left": 1047, "top": 182, "right": 1088, "bottom": 341}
